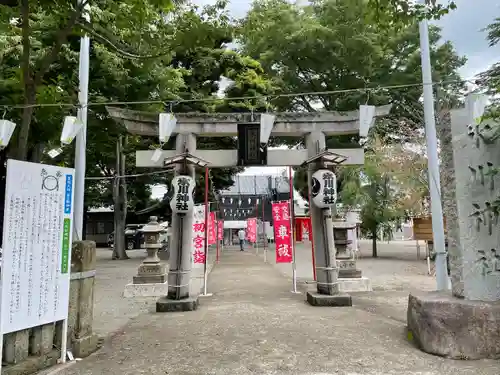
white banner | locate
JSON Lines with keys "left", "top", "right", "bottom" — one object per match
{"left": 1, "top": 160, "right": 75, "bottom": 334}
{"left": 191, "top": 204, "right": 206, "bottom": 269}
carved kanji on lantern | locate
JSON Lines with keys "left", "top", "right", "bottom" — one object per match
{"left": 311, "top": 169, "right": 337, "bottom": 208}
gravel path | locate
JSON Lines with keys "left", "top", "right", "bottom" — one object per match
{"left": 50, "top": 247, "right": 497, "bottom": 375}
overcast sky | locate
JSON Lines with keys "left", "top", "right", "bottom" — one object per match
{"left": 195, "top": 0, "right": 499, "bottom": 78}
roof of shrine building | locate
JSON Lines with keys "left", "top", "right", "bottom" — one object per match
{"left": 220, "top": 175, "right": 290, "bottom": 196}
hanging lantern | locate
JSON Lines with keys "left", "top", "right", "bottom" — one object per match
{"left": 311, "top": 169, "right": 337, "bottom": 208}
{"left": 170, "top": 175, "right": 195, "bottom": 214}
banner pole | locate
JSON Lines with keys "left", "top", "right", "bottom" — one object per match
{"left": 262, "top": 197, "right": 267, "bottom": 263}
{"left": 216, "top": 212, "right": 220, "bottom": 263}
{"left": 308, "top": 192, "right": 316, "bottom": 281}
{"left": 255, "top": 202, "right": 259, "bottom": 254}
{"left": 289, "top": 166, "right": 299, "bottom": 294}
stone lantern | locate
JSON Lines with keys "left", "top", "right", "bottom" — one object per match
{"left": 132, "top": 216, "right": 167, "bottom": 285}
{"left": 333, "top": 221, "right": 361, "bottom": 278}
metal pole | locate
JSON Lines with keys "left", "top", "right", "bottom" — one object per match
{"left": 216, "top": 213, "right": 220, "bottom": 263}
{"left": 73, "top": 1, "right": 90, "bottom": 240}
{"left": 255, "top": 201, "right": 259, "bottom": 254}
{"left": 262, "top": 197, "right": 267, "bottom": 263}
{"left": 308, "top": 193, "right": 316, "bottom": 281}
{"left": 289, "top": 166, "right": 298, "bottom": 293}
{"left": 419, "top": 16, "right": 448, "bottom": 291}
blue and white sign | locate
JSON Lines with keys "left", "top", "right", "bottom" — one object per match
{"left": 64, "top": 175, "right": 73, "bottom": 214}
{"left": 0, "top": 160, "right": 75, "bottom": 334}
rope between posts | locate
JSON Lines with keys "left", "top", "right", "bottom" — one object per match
{"left": 315, "top": 266, "right": 338, "bottom": 271}
{"left": 314, "top": 281, "right": 340, "bottom": 286}
{"left": 169, "top": 283, "right": 191, "bottom": 288}
{"left": 85, "top": 169, "right": 174, "bottom": 181}
{"left": 0, "top": 78, "right": 475, "bottom": 109}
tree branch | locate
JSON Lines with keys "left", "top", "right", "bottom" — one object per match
{"left": 77, "top": 21, "right": 171, "bottom": 60}
{"left": 21, "top": 0, "right": 30, "bottom": 88}
{"left": 33, "top": 0, "right": 90, "bottom": 86}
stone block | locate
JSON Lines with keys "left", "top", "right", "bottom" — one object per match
{"left": 77, "top": 277, "right": 95, "bottom": 338}
{"left": 71, "top": 240, "right": 96, "bottom": 273}
{"left": 306, "top": 291, "right": 352, "bottom": 307}
{"left": 407, "top": 291, "right": 500, "bottom": 359}
{"left": 336, "top": 259, "right": 362, "bottom": 278}
{"left": 336, "top": 259, "right": 356, "bottom": 268}
{"left": 137, "top": 263, "right": 167, "bottom": 275}
{"left": 156, "top": 296, "right": 199, "bottom": 313}
{"left": 29, "top": 323, "right": 54, "bottom": 356}
{"left": 133, "top": 263, "right": 167, "bottom": 284}
{"left": 4, "top": 329, "right": 29, "bottom": 364}
{"left": 337, "top": 277, "right": 372, "bottom": 292}
{"left": 133, "top": 274, "right": 167, "bottom": 284}
{"left": 124, "top": 282, "right": 169, "bottom": 298}
{"left": 2, "top": 350, "right": 59, "bottom": 375}
{"left": 338, "top": 269, "right": 362, "bottom": 278}
{"left": 72, "top": 333, "right": 99, "bottom": 358}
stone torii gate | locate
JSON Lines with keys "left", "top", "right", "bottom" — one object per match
{"left": 108, "top": 105, "right": 391, "bottom": 311}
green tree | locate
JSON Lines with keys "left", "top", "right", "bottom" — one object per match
{"left": 478, "top": 17, "right": 500, "bottom": 96}
{"left": 239, "top": 0, "right": 465, "bottom": 139}
{"left": 365, "top": 0, "right": 457, "bottom": 24}
{"left": 0, "top": 1, "right": 275, "bottom": 256}
{"left": 339, "top": 138, "right": 417, "bottom": 257}
{"left": 0, "top": 0, "right": 180, "bottom": 248}
{"left": 0, "top": 0, "right": 179, "bottom": 161}
{"left": 253, "top": 0, "right": 465, "bottom": 200}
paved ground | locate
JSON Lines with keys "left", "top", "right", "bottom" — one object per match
{"left": 50, "top": 245, "right": 497, "bottom": 375}
{"left": 92, "top": 248, "right": 154, "bottom": 337}
{"left": 91, "top": 246, "right": 218, "bottom": 337}
{"left": 258, "top": 240, "right": 436, "bottom": 322}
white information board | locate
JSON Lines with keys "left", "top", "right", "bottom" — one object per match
{"left": 0, "top": 160, "right": 75, "bottom": 334}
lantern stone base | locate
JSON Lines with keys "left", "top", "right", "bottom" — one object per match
{"left": 132, "top": 263, "right": 167, "bottom": 284}
{"left": 123, "top": 281, "right": 169, "bottom": 298}
{"left": 156, "top": 296, "right": 199, "bottom": 313}
{"left": 337, "top": 277, "right": 372, "bottom": 292}
{"left": 336, "top": 259, "right": 362, "bottom": 279}
{"left": 306, "top": 290, "right": 352, "bottom": 307}
{"left": 407, "top": 291, "right": 500, "bottom": 360}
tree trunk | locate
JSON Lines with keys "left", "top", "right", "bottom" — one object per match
{"left": 29, "top": 142, "right": 45, "bottom": 163}
{"left": 16, "top": 0, "right": 35, "bottom": 161}
{"left": 371, "top": 228, "right": 378, "bottom": 258}
{"left": 83, "top": 205, "right": 89, "bottom": 240}
{"left": 112, "top": 136, "right": 129, "bottom": 260}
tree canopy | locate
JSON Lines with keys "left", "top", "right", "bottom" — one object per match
{"left": 246, "top": 0, "right": 465, "bottom": 204}
{"left": 0, "top": 1, "right": 275, "bottom": 250}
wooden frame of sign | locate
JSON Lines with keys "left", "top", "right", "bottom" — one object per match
{"left": 237, "top": 123, "right": 267, "bottom": 166}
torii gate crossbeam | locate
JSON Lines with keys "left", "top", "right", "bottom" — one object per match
{"left": 108, "top": 105, "right": 391, "bottom": 311}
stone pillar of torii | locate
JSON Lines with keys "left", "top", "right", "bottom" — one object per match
{"left": 107, "top": 105, "right": 391, "bottom": 310}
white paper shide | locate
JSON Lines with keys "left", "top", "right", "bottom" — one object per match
{"left": 0, "top": 160, "right": 75, "bottom": 334}
{"left": 0, "top": 120, "right": 16, "bottom": 149}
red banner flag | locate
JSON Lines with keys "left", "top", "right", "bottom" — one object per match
{"left": 246, "top": 218, "right": 257, "bottom": 242}
{"left": 208, "top": 212, "right": 216, "bottom": 245}
{"left": 272, "top": 201, "right": 293, "bottom": 263}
